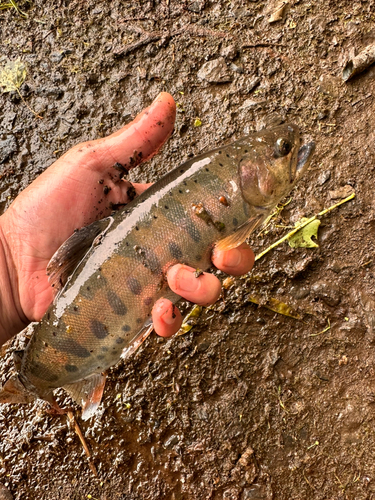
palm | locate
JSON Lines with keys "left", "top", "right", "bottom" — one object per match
{"left": 0, "top": 93, "right": 176, "bottom": 324}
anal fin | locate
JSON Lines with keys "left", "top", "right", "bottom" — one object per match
{"left": 121, "top": 318, "right": 154, "bottom": 360}
{"left": 63, "top": 373, "right": 106, "bottom": 421}
{"left": 215, "top": 214, "right": 264, "bottom": 251}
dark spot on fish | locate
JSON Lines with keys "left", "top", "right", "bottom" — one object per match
{"left": 244, "top": 149, "right": 248, "bottom": 153}
{"left": 107, "top": 290, "right": 127, "bottom": 315}
{"left": 52, "top": 332, "right": 57, "bottom": 337}
{"left": 169, "top": 241, "right": 183, "bottom": 259}
{"left": 163, "top": 198, "right": 202, "bottom": 243}
{"left": 144, "top": 297, "right": 153, "bottom": 306}
{"left": 65, "top": 364, "right": 78, "bottom": 373}
{"left": 154, "top": 215, "right": 158, "bottom": 219}
{"left": 214, "top": 221, "right": 225, "bottom": 231}
{"left": 127, "top": 185, "right": 136, "bottom": 201}
{"left": 180, "top": 169, "right": 184, "bottom": 173}
{"left": 127, "top": 277, "right": 142, "bottom": 295}
{"left": 29, "top": 362, "right": 59, "bottom": 383}
{"left": 165, "top": 205, "right": 169, "bottom": 210}
{"left": 219, "top": 163, "right": 223, "bottom": 167}
{"left": 194, "top": 179, "right": 198, "bottom": 183}
{"left": 103, "top": 185, "right": 111, "bottom": 195}
{"left": 116, "top": 337, "right": 125, "bottom": 344}
{"left": 90, "top": 319, "right": 109, "bottom": 339}
{"left": 179, "top": 189, "right": 183, "bottom": 194}
{"left": 226, "top": 153, "right": 230, "bottom": 158}
{"left": 219, "top": 150, "right": 222, "bottom": 154}
{"left": 59, "top": 339, "right": 91, "bottom": 358}
{"left": 122, "top": 325, "right": 131, "bottom": 332}
{"left": 135, "top": 226, "right": 139, "bottom": 231}
{"left": 97, "top": 355, "right": 105, "bottom": 360}
{"left": 71, "top": 305, "right": 80, "bottom": 315}
{"left": 205, "top": 168, "right": 209, "bottom": 172}
{"left": 233, "top": 217, "right": 238, "bottom": 226}
{"left": 43, "top": 342, "right": 48, "bottom": 348}
{"left": 47, "top": 312, "right": 50, "bottom": 320}
{"left": 136, "top": 318, "right": 142, "bottom": 324}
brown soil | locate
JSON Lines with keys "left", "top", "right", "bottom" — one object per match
{"left": 1, "top": 1, "right": 375, "bottom": 499}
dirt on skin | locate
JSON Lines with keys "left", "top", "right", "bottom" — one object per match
{"left": 1, "top": 0, "right": 375, "bottom": 499}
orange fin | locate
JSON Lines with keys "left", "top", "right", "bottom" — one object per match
{"left": 215, "top": 214, "right": 264, "bottom": 251}
{"left": 47, "top": 217, "right": 114, "bottom": 296}
{"left": 63, "top": 373, "right": 106, "bottom": 421}
{"left": 0, "top": 375, "right": 37, "bottom": 404}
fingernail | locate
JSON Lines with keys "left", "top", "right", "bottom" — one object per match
{"left": 177, "top": 269, "right": 200, "bottom": 293}
{"left": 152, "top": 92, "right": 163, "bottom": 103}
{"left": 162, "top": 306, "right": 176, "bottom": 325}
{"left": 222, "top": 248, "right": 242, "bottom": 268}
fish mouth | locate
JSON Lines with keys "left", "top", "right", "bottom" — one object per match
{"left": 296, "top": 142, "right": 315, "bottom": 172}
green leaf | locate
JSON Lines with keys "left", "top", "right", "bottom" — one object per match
{"left": 0, "top": 59, "right": 27, "bottom": 93}
{"left": 288, "top": 218, "right": 320, "bottom": 248}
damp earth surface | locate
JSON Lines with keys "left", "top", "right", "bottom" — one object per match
{"left": 1, "top": 1, "right": 375, "bottom": 499}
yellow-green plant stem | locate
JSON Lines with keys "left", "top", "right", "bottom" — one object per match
{"left": 255, "top": 193, "right": 355, "bottom": 261}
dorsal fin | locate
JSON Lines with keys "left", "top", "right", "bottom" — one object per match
{"left": 63, "top": 373, "right": 106, "bottom": 421}
{"left": 215, "top": 214, "right": 264, "bottom": 251}
{"left": 47, "top": 217, "right": 113, "bottom": 294}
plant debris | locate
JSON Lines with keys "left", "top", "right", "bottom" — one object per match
{"left": 288, "top": 218, "right": 321, "bottom": 248}
{"left": 343, "top": 44, "right": 375, "bottom": 81}
{"left": 178, "top": 305, "right": 202, "bottom": 335}
{"left": 0, "top": 59, "right": 41, "bottom": 118}
{"left": 248, "top": 295, "right": 301, "bottom": 319}
{"left": 255, "top": 192, "right": 355, "bottom": 261}
{"left": 268, "top": 1, "right": 289, "bottom": 23}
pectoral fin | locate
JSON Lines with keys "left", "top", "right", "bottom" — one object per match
{"left": 47, "top": 217, "right": 114, "bottom": 294}
{"left": 63, "top": 372, "right": 106, "bottom": 421}
{"left": 215, "top": 214, "right": 264, "bottom": 251}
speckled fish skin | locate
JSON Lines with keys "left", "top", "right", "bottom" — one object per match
{"left": 16, "top": 124, "right": 314, "bottom": 403}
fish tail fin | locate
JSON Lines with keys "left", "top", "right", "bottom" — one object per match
{"left": 63, "top": 372, "right": 106, "bottom": 421}
{"left": 0, "top": 375, "right": 37, "bottom": 404}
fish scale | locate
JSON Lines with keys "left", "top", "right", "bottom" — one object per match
{"left": 0, "top": 124, "right": 315, "bottom": 419}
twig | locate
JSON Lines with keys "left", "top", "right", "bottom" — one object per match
{"left": 255, "top": 193, "right": 355, "bottom": 261}
{"left": 114, "top": 25, "right": 230, "bottom": 56}
{"left": 67, "top": 411, "right": 98, "bottom": 478}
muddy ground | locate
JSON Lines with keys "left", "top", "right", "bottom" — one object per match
{"left": 0, "top": 0, "right": 375, "bottom": 499}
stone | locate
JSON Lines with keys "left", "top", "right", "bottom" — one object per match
{"left": 197, "top": 57, "right": 232, "bottom": 83}
{"left": 0, "top": 135, "right": 17, "bottom": 164}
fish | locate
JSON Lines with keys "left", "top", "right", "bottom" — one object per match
{"left": 0, "top": 124, "right": 315, "bottom": 419}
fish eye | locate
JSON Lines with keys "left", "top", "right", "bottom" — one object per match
{"left": 275, "top": 138, "right": 292, "bottom": 157}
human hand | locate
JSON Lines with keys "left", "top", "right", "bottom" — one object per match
{"left": 0, "top": 92, "right": 254, "bottom": 344}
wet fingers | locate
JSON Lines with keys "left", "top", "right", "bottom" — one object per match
{"left": 167, "top": 264, "right": 222, "bottom": 306}
{"left": 152, "top": 298, "right": 182, "bottom": 337}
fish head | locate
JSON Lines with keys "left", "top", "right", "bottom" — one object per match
{"left": 239, "top": 124, "right": 315, "bottom": 210}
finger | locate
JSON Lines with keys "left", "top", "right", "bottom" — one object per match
{"left": 152, "top": 298, "right": 182, "bottom": 337}
{"left": 167, "top": 264, "right": 222, "bottom": 306}
{"left": 62, "top": 91, "right": 176, "bottom": 173}
{"left": 212, "top": 242, "right": 255, "bottom": 276}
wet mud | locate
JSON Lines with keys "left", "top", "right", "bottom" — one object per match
{"left": 1, "top": 0, "right": 375, "bottom": 499}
